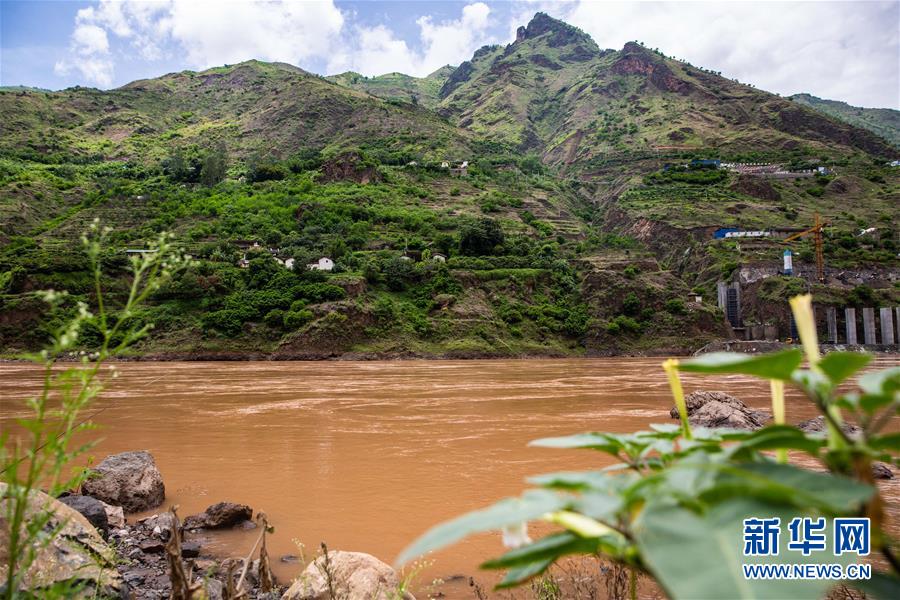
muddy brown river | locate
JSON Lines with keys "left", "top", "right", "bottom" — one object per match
{"left": 2, "top": 357, "right": 898, "bottom": 597}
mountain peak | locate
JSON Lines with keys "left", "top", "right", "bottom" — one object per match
{"left": 514, "top": 12, "right": 598, "bottom": 53}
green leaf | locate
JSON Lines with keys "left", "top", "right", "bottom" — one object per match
{"left": 679, "top": 350, "right": 802, "bottom": 380}
{"left": 481, "top": 532, "right": 600, "bottom": 570}
{"left": 528, "top": 470, "right": 619, "bottom": 491}
{"left": 870, "top": 432, "right": 900, "bottom": 451}
{"left": 395, "top": 489, "right": 569, "bottom": 566}
{"left": 708, "top": 463, "right": 873, "bottom": 514}
{"left": 634, "top": 498, "right": 858, "bottom": 600}
{"left": 530, "top": 433, "right": 624, "bottom": 455}
{"left": 495, "top": 558, "right": 555, "bottom": 588}
{"left": 859, "top": 366, "right": 900, "bottom": 395}
{"left": 729, "top": 425, "right": 824, "bottom": 459}
{"left": 818, "top": 352, "right": 872, "bottom": 385}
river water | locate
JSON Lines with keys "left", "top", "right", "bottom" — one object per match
{"left": 2, "top": 357, "right": 898, "bottom": 597}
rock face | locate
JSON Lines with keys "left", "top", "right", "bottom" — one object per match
{"left": 283, "top": 551, "right": 414, "bottom": 600}
{"left": 670, "top": 390, "right": 770, "bottom": 430}
{"left": 82, "top": 450, "right": 165, "bottom": 513}
{"left": 0, "top": 483, "right": 125, "bottom": 596}
{"left": 58, "top": 495, "right": 109, "bottom": 536}
{"left": 183, "top": 502, "right": 253, "bottom": 529}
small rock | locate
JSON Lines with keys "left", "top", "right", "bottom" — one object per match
{"left": 193, "top": 558, "right": 218, "bottom": 574}
{"left": 283, "top": 551, "right": 415, "bottom": 600}
{"left": 873, "top": 462, "right": 894, "bottom": 480}
{"left": 139, "top": 540, "right": 165, "bottom": 554}
{"left": 183, "top": 501, "right": 252, "bottom": 529}
{"left": 58, "top": 494, "right": 109, "bottom": 536}
{"left": 796, "top": 416, "right": 862, "bottom": 439}
{"left": 280, "top": 554, "right": 301, "bottom": 563}
{"left": 100, "top": 500, "right": 126, "bottom": 529}
{"left": 205, "top": 579, "right": 225, "bottom": 600}
{"left": 181, "top": 541, "right": 201, "bottom": 558}
{"left": 81, "top": 450, "right": 166, "bottom": 513}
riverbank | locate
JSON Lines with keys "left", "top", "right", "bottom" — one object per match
{"left": 3, "top": 342, "right": 898, "bottom": 362}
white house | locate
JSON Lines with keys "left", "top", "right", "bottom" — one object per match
{"left": 432, "top": 253, "right": 447, "bottom": 263}
{"left": 284, "top": 258, "right": 296, "bottom": 270}
{"left": 306, "top": 257, "right": 334, "bottom": 271}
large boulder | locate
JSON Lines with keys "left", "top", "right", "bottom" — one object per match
{"left": 0, "top": 483, "right": 125, "bottom": 597}
{"left": 670, "top": 390, "right": 770, "bottom": 430}
{"left": 282, "top": 551, "right": 414, "bottom": 600}
{"left": 183, "top": 502, "right": 252, "bottom": 529}
{"left": 58, "top": 495, "right": 109, "bottom": 536}
{"left": 82, "top": 451, "right": 165, "bottom": 513}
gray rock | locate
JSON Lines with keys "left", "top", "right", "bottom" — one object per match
{"left": 58, "top": 494, "right": 109, "bottom": 536}
{"left": 181, "top": 540, "right": 201, "bottom": 558}
{"left": 670, "top": 390, "right": 769, "bottom": 430}
{"left": 0, "top": 483, "right": 125, "bottom": 595}
{"left": 140, "top": 539, "right": 165, "bottom": 554}
{"left": 183, "top": 501, "right": 252, "bottom": 529}
{"left": 796, "top": 416, "right": 862, "bottom": 439}
{"left": 82, "top": 450, "right": 165, "bottom": 513}
{"left": 873, "top": 462, "right": 894, "bottom": 480}
{"left": 282, "top": 551, "right": 414, "bottom": 600}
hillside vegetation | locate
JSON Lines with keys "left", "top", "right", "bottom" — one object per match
{"left": 790, "top": 93, "right": 900, "bottom": 148}
{"left": 1, "top": 13, "right": 897, "bottom": 358}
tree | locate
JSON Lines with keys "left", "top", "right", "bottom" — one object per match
{"left": 200, "top": 141, "right": 227, "bottom": 186}
{"left": 459, "top": 217, "right": 504, "bottom": 256}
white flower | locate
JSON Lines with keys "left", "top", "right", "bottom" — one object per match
{"left": 501, "top": 522, "right": 532, "bottom": 549}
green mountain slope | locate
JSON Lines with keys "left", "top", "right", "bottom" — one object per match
{"left": 0, "top": 60, "right": 471, "bottom": 166}
{"left": 0, "top": 13, "right": 897, "bottom": 359}
{"left": 438, "top": 13, "right": 895, "bottom": 171}
{"left": 326, "top": 66, "right": 454, "bottom": 108}
{"left": 789, "top": 93, "right": 900, "bottom": 147}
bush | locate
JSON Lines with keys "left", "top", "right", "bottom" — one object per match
{"left": 623, "top": 265, "right": 640, "bottom": 279}
{"left": 283, "top": 309, "right": 314, "bottom": 329}
{"left": 459, "top": 217, "right": 504, "bottom": 256}
{"left": 665, "top": 298, "right": 686, "bottom": 315}
{"left": 264, "top": 309, "right": 285, "bottom": 328}
{"left": 622, "top": 292, "right": 641, "bottom": 316}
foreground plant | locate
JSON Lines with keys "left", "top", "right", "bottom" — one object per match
{"left": 398, "top": 294, "right": 899, "bottom": 599}
{"left": 0, "top": 224, "right": 187, "bottom": 597}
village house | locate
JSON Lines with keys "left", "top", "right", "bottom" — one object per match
{"left": 450, "top": 160, "right": 469, "bottom": 177}
{"left": 306, "top": 257, "right": 334, "bottom": 271}
{"left": 431, "top": 253, "right": 447, "bottom": 263}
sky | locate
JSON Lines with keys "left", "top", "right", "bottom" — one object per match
{"left": 1, "top": 1, "right": 898, "bottom": 108}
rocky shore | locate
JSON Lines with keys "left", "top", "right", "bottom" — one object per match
{"left": 20, "top": 450, "right": 415, "bottom": 599}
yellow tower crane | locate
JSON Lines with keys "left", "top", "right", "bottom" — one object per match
{"left": 782, "top": 212, "right": 829, "bottom": 283}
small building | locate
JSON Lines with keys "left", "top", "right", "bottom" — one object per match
{"left": 238, "top": 258, "right": 250, "bottom": 269}
{"left": 283, "top": 258, "right": 296, "bottom": 270}
{"left": 449, "top": 160, "right": 469, "bottom": 177}
{"left": 125, "top": 249, "right": 156, "bottom": 256}
{"left": 306, "top": 257, "right": 334, "bottom": 271}
{"left": 233, "top": 240, "right": 261, "bottom": 250}
{"left": 688, "top": 294, "right": 703, "bottom": 304}
{"left": 713, "top": 228, "right": 739, "bottom": 239}
{"left": 432, "top": 253, "right": 447, "bottom": 263}
{"left": 440, "top": 161, "right": 450, "bottom": 168}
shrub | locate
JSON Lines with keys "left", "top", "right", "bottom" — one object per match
{"left": 622, "top": 292, "right": 641, "bottom": 316}
{"left": 283, "top": 309, "right": 314, "bottom": 329}
{"left": 665, "top": 298, "right": 686, "bottom": 314}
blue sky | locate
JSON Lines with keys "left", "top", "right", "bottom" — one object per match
{"left": 2, "top": 1, "right": 898, "bottom": 108}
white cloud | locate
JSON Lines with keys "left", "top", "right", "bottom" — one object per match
{"left": 330, "top": 2, "right": 497, "bottom": 77}
{"left": 72, "top": 24, "right": 109, "bottom": 56}
{"left": 536, "top": 0, "right": 899, "bottom": 108}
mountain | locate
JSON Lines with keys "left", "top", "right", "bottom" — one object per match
{"left": 326, "top": 66, "right": 455, "bottom": 109}
{"left": 789, "top": 93, "right": 900, "bottom": 147}
{"left": 428, "top": 13, "right": 895, "bottom": 170}
{"left": 0, "top": 13, "right": 897, "bottom": 359}
{"left": 0, "top": 60, "right": 471, "bottom": 165}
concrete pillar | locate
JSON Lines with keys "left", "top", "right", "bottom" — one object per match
{"left": 895, "top": 307, "right": 900, "bottom": 345}
{"left": 862, "top": 308, "right": 877, "bottom": 345}
{"left": 845, "top": 308, "right": 857, "bottom": 345}
{"left": 881, "top": 308, "right": 895, "bottom": 346}
{"left": 717, "top": 281, "right": 727, "bottom": 310}
{"left": 826, "top": 307, "right": 838, "bottom": 344}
